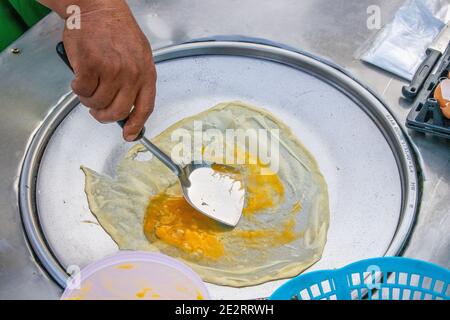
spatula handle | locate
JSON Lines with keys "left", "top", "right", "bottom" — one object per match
{"left": 116, "top": 118, "right": 146, "bottom": 140}
{"left": 139, "top": 136, "right": 182, "bottom": 177}
{"left": 56, "top": 42, "right": 144, "bottom": 141}
{"left": 56, "top": 42, "right": 73, "bottom": 72}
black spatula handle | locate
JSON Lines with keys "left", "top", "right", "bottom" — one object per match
{"left": 56, "top": 42, "right": 144, "bottom": 141}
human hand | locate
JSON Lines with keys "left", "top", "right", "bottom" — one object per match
{"left": 42, "top": 0, "right": 157, "bottom": 141}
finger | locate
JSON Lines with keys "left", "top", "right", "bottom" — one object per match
{"left": 123, "top": 83, "right": 156, "bottom": 141}
{"left": 79, "top": 76, "right": 120, "bottom": 110}
{"left": 71, "top": 70, "right": 100, "bottom": 98}
{"left": 89, "top": 87, "right": 136, "bottom": 124}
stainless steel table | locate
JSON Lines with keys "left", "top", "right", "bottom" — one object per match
{"left": 0, "top": 0, "right": 448, "bottom": 299}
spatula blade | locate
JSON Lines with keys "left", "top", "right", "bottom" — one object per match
{"left": 183, "top": 167, "right": 245, "bottom": 227}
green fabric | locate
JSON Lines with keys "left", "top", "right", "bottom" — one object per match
{"left": 9, "top": 0, "right": 50, "bottom": 27}
{"left": 0, "top": 1, "right": 26, "bottom": 51}
{"left": 0, "top": 1, "right": 50, "bottom": 52}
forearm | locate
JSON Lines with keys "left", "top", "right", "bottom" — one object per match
{"left": 38, "top": 0, "right": 123, "bottom": 19}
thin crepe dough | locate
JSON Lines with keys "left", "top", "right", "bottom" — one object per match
{"left": 82, "top": 101, "right": 329, "bottom": 287}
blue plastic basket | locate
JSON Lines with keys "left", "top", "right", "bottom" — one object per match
{"left": 269, "top": 257, "right": 450, "bottom": 300}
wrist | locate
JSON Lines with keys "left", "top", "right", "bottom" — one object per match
{"left": 38, "top": 0, "right": 126, "bottom": 19}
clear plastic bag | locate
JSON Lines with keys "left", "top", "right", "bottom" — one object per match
{"left": 361, "top": 0, "right": 448, "bottom": 80}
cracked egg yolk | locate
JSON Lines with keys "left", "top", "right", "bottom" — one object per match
{"left": 144, "top": 151, "right": 285, "bottom": 260}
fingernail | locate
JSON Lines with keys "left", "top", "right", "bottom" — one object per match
{"left": 125, "top": 133, "right": 138, "bottom": 141}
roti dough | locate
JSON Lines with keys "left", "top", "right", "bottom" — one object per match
{"left": 82, "top": 101, "right": 330, "bottom": 287}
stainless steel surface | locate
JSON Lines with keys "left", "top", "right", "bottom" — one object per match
{"left": 0, "top": 0, "right": 448, "bottom": 300}
{"left": 20, "top": 42, "right": 417, "bottom": 299}
{"left": 430, "top": 24, "right": 450, "bottom": 52}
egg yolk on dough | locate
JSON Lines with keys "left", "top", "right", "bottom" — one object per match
{"left": 243, "top": 162, "right": 284, "bottom": 215}
{"left": 144, "top": 194, "right": 225, "bottom": 260}
{"left": 144, "top": 149, "right": 288, "bottom": 261}
{"left": 221, "top": 146, "right": 285, "bottom": 216}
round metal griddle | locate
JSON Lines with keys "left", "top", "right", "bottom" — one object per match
{"left": 19, "top": 41, "right": 419, "bottom": 300}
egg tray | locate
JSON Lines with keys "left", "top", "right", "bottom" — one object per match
{"left": 405, "top": 44, "right": 450, "bottom": 139}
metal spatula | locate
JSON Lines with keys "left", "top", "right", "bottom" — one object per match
{"left": 120, "top": 121, "right": 245, "bottom": 227}
{"left": 56, "top": 42, "right": 245, "bottom": 227}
